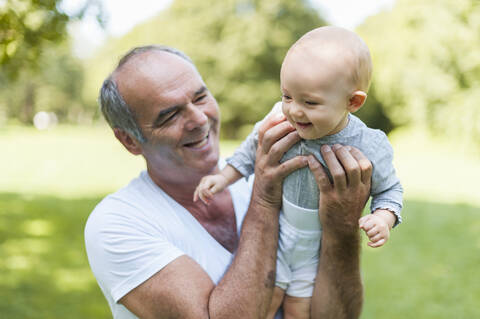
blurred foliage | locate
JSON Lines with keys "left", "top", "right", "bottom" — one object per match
{"left": 3, "top": 0, "right": 480, "bottom": 144}
{"left": 358, "top": 0, "right": 480, "bottom": 147}
{"left": 0, "top": 0, "right": 103, "bottom": 80}
{"left": 84, "top": 0, "right": 326, "bottom": 138}
{"left": 0, "top": 0, "right": 105, "bottom": 124}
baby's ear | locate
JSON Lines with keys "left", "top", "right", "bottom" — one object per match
{"left": 348, "top": 91, "right": 367, "bottom": 113}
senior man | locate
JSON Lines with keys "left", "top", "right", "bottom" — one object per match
{"left": 85, "top": 45, "right": 371, "bottom": 319}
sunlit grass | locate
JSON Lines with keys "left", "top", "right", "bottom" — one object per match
{"left": 0, "top": 124, "right": 479, "bottom": 318}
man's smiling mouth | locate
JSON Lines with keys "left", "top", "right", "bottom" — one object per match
{"left": 184, "top": 133, "right": 209, "bottom": 148}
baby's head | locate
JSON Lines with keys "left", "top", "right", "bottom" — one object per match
{"left": 280, "top": 26, "right": 372, "bottom": 139}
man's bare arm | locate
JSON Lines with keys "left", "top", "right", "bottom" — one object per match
{"left": 120, "top": 114, "right": 307, "bottom": 319}
{"left": 309, "top": 144, "right": 372, "bottom": 319}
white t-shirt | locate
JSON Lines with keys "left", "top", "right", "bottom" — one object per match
{"left": 84, "top": 169, "right": 253, "bottom": 318}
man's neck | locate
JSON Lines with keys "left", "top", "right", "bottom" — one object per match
{"left": 146, "top": 163, "right": 221, "bottom": 212}
{"left": 146, "top": 164, "right": 238, "bottom": 252}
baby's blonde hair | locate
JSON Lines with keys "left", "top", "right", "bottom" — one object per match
{"left": 291, "top": 26, "right": 373, "bottom": 93}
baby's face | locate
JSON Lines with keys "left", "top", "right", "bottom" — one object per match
{"left": 280, "top": 49, "right": 351, "bottom": 140}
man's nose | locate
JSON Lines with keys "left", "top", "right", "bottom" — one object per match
{"left": 184, "top": 103, "right": 208, "bottom": 131}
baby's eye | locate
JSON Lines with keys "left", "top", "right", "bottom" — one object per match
{"left": 282, "top": 94, "right": 292, "bottom": 100}
{"left": 305, "top": 101, "right": 319, "bottom": 106}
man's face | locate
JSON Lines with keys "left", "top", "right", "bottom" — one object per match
{"left": 115, "top": 51, "right": 220, "bottom": 178}
{"left": 280, "top": 48, "right": 350, "bottom": 140}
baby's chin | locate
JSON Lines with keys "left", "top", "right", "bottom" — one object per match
{"left": 298, "top": 131, "right": 326, "bottom": 140}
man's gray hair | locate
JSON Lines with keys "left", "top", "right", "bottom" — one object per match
{"left": 99, "top": 45, "right": 194, "bottom": 144}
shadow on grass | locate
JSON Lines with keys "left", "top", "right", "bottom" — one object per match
{"left": 1, "top": 193, "right": 479, "bottom": 319}
{"left": 0, "top": 193, "right": 110, "bottom": 319}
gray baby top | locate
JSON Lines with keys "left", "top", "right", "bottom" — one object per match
{"left": 226, "top": 102, "right": 403, "bottom": 226}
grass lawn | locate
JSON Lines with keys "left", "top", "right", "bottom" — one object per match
{"left": 0, "top": 124, "right": 479, "bottom": 318}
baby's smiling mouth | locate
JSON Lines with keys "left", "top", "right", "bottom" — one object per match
{"left": 295, "top": 122, "right": 312, "bottom": 129}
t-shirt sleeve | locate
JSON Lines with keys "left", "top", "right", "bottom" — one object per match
{"left": 84, "top": 199, "right": 185, "bottom": 303}
{"left": 226, "top": 102, "right": 283, "bottom": 177}
{"left": 369, "top": 131, "right": 404, "bottom": 227}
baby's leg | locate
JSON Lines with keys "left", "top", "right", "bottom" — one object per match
{"left": 283, "top": 295, "right": 311, "bottom": 319}
{"left": 266, "top": 287, "right": 285, "bottom": 319}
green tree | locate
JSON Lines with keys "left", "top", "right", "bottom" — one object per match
{"left": 357, "top": 0, "right": 480, "bottom": 146}
{"left": 0, "top": 0, "right": 103, "bottom": 80}
{"left": 86, "top": 0, "right": 327, "bottom": 138}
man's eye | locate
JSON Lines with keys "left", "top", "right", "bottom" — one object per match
{"left": 166, "top": 112, "right": 179, "bottom": 121}
{"left": 194, "top": 95, "right": 207, "bottom": 103}
{"left": 159, "top": 112, "right": 178, "bottom": 126}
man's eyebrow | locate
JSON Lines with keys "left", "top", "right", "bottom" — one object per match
{"left": 195, "top": 86, "right": 207, "bottom": 96}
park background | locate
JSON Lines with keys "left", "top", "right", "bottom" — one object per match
{"left": 1, "top": 0, "right": 479, "bottom": 318}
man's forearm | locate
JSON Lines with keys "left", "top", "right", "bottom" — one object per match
{"left": 311, "top": 231, "right": 363, "bottom": 319}
{"left": 208, "top": 194, "right": 280, "bottom": 319}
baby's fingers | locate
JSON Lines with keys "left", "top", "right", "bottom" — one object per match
{"left": 210, "top": 184, "right": 223, "bottom": 195}
{"left": 368, "top": 238, "right": 385, "bottom": 248}
{"left": 199, "top": 190, "right": 213, "bottom": 205}
{"left": 366, "top": 227, "right": 380, "bottom": 237}
{"left": 369, "top": 232, "right": 384, "bottom": 243}
{"left": 359, "top": 216, "right": 375, "bottom": 231}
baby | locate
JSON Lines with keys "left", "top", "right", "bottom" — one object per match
{"left": 195, "top": 26, "right": 403, "bottom": 318}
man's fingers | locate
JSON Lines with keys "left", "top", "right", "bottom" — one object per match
{"left": 278, "top": 156, "right": 308, "bottom": 179}
{"left": 261, "top": 121, "right": 297, "bottom": 156}
{"left": 308, "top": 155, "right": 332, "bottom": 192}
{"left": 321, "top": 145, "right": 347, "bottom": 192}
{"left": 258, "top": 112, "right": 287, "bottom": 150}
{"left": 348, "top": 146, "right": 372, "bottom": 185}
{"left": 266, "top": 130, "right": 301, "bottom": 165}
{"left": 332, "top": 145, "right": 361, "bottom": 188}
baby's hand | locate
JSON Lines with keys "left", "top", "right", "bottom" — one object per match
{"left": 193, "top": 174, "right": 229, "bottom": 204}
{"left": 358, "top": 211, "right": 393, "bottom": 248}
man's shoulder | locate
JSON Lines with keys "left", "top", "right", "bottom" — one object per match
{"left": 96, "top": 170, "right": 153, "bottom": 210}
{"left": 84, "top": 171, "right": 158, "bottom": 236}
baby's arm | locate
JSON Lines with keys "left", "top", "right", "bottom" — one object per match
{"left": 193, "top": 165, "right": 243, "bottom": 204}
{"left": 362, "top": 130, "right": 403, "bottom": 247}
{"left": 359, "top": 209, "right": 396, "bottom": 247}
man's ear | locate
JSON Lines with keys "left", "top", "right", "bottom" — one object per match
{"left": 113, "top": 128, "right": 143, "bottom": 155}
{"left": 347, "top": 91, "right": 367, "bottom": 113}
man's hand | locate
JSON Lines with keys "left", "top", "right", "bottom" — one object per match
{"left": 308, "top": 144, "right": 372, "bottom": 239}
{"left": 252, "top": 112, "right": 307, "bottom": 209}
